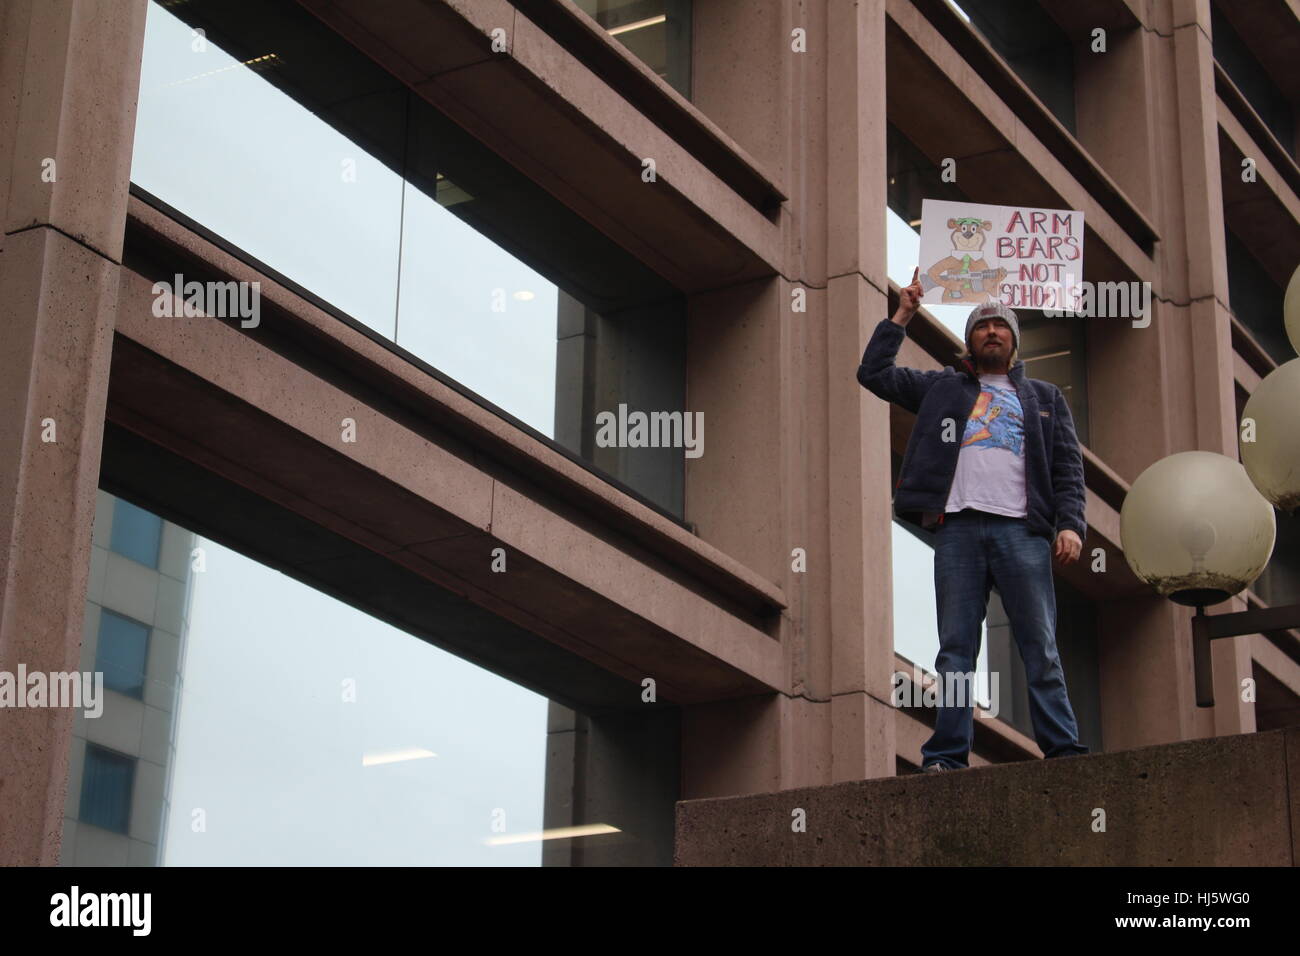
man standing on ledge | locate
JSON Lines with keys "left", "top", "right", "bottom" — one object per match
{"left": 857, "top": 268, "right": 1090, "bottom": 772}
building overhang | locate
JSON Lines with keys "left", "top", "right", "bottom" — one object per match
{"left": 295, "top": 0, "right": 786, "bottom": 296}
{"left": 106, "top": 193, "right": 789, "bottom": 712}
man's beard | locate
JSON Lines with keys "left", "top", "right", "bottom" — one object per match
{"left": 974, "top": 344, "right": 1010, "bottom": 372}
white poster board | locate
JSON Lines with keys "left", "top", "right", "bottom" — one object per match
{"left": 917, "top": 199, "right": 1084, "bottom": 311}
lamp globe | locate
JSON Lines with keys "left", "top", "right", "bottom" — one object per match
{"left": 1120, "top": 451, "right": 1276, "bottom": 606}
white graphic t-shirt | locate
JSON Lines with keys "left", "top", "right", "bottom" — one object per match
{"left": 943, "top": 373, "right": 1028, "bottom": 518}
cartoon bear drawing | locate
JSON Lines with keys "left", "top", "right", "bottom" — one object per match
{"left": 920, "top": 217, "right": 1008, "bottom": 304}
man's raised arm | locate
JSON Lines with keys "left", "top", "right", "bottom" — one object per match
{"left": 856, "top": 267, "right": 945, "bottom": 414}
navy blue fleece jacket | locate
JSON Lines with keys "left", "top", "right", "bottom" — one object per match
{"left": 856, "top": 317, "right": 1087, "bottom": 543}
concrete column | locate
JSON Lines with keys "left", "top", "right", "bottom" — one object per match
{"left": 1070, "top": 0, "right": 1251, "bottom": 747}
{"left": 824, "top": 0, "right": 895, "bottom": 784}
{"left": 0, "top": 0, "right": 147, "bottom": 865}
{"left": 542, "top": 701, "right": 679, "bottom": 866}
{"left": 1073, "top": 18, "right": 1158, "bottom": 220}
{"left": 1163, "top": 0, "right": 1251, "bottom": 739}
{"left": 684, "top": 0, "right": 894, "bottom": 795}
{"left": 684, "top": 0, "right": 799, "bottom": 799}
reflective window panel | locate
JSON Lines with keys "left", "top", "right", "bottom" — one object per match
{"left": 79, "top": 745, "right": 136, "bottom": 836}
{"left": 64, "top": 491, "right": 581, "bottom": 866}
{"left": 129, "top": 0, "right": 688, "bottom": 519}
{"left": 95, "top": 610, "right": 151, "bottom": 700}
{"left": 109, "top": 498, "right": 162, "bottom": 568}
{"left": 572, "top": 0, "right": 692, "bottom": 96}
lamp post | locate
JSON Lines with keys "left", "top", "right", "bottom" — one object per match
{"left": 1119, "top": 263, "right": 1300, "bottom": 707}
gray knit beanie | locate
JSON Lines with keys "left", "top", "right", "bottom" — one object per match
{"left": 964, "top": 301, "right": 1020, "bottom": 352}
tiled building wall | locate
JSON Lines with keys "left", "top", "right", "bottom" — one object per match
{"left": 61, "top": 491, "right": 194, "bottom": 865}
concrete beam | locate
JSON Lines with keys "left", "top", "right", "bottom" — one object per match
{"left": 296, "top": 0, "right": 783, "bottom": 295}
{"left": 111, "top": 200, "right": 787, "bottom": 707}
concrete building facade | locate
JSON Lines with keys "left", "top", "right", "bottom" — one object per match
{"left": 1, "top": 0, "right": 1298, "bottom": 866}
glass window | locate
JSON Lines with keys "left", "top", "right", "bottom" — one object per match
{"left": 886, "top": 124, "right": 977, "bottom": 344}
{"left": 109, "top": 498, "right": 162, "bottom": 568}
{"left": 1016, "top": 313, "right": 1089, "bottom": 444}
{"left": 573, "top": 0, "right": 693, "bottom": 97}
{"left": 80, "top": 745, "right": 136, "bottom": 834}
{"left": 129, "top": 0, "right": 689, "bottom": 520}
{"left": 76, "top": 494, "right": 640, "bottom": 865}
{"left": 156, "top": 532, "right": 553, "bottom": 865}
{"left": 96, "top": 610, "right": 151, "bottom": 699}
{"left": 1226, "top": 228, "right": 1291, "bottom": 365}
{"left": 1211, "top": 3, "right": 1295, "bottom": 158}
{"left": 131, "top": 0, "right": 404, "bottom": 336}
{"left": 1256, "top": 509, "right": 1300, "bottom": 609}
{"left": 949, "top": 0, "right": 1077, "bottom": 134}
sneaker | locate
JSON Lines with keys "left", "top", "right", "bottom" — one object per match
{"left": 919, "top": 763, "right": 949, "bottom": 773}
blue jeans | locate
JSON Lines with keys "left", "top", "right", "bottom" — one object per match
{"left": 921, "top": 508, "right": 1088, "bottom": 769}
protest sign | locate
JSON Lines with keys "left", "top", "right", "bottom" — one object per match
{"left": 917, "top": 199, "right": 1084, "bottom": 311}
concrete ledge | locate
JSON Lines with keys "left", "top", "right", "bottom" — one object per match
{"left": 675, "top": 727, "right": 1299, "bottom": 865}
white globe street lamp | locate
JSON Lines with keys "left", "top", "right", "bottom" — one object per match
{"left": 1120, "top": 263, "right": 1300, "bottom": 706}
{"left": 1285, "top": 262, "right": 1300, "bottom": 355}
{"left": 1241, "top": 358, "right": 1300, "bottom": 515}
{"left": 1120, "top": 451, "right": 1276, "bottom": 607}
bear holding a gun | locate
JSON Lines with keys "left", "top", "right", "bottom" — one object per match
{"left": 921, "top": 217, "right": 1008, "bottom": 304}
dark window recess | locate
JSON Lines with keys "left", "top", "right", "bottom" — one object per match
{"left": 110, "top": 498, "right": 163, "bottom": 568}
{"left": 956, "top": 0, "right": 1077, "bottom": 135}
{"left": 1225, "top": 228, "right": 1290, "bottom": 365}
{"left": 79, "top": 745, "right": 136, "bottom": 834}
{"left": 887, "top": 122, "right": 970, "bottom": 225}
{"left": 1255, "top": 508, "right": 1300, "bottom": 610}
{"left": 1211, "top": 4, "right": 1295, "bottom": 158}
{"left": 572, "top": 0, "right": 692, "bottom": 99}
{"left": 1016, "top": 312, "right": 1090, "bottom": 446}
{"left": 96, "top": 610, "right": 151, "bottom": 700}
{"left": 1253, "top": 659, "right": 1300, "bottom": 732}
